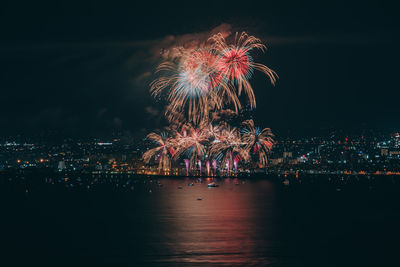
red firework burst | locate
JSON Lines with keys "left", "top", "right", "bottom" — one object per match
{"left": 216, "top": 47, "right": 252, "bottom": 81}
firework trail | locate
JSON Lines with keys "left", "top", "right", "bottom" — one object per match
{"left": 205, "top": 122, "right": 223, "bottom": 140}
{"left": 143, "top": 30, "right": 277, "bottom": 173}
{"left": 209, "top": 124, "right": 248, "bottom": 171}
{"left": 206, "top": 160, "right": 210, "bottom": 176}
{"left": 184, "top": 159, "right": 190, "bottom": 175}
{"left": 241, "top": 119, "right": 274, "bottom": 167}
{"left": 208, "top": 32, "right": 278, "bottom": 109}
{"left": 170, "top": 124, "right": 209, "bottom": 169}
{"left": 151, "top": 31, "right": 276, "bottom": 124}
{"left": 212, "top": 159, "right": 217, "bottom": 175}
{"left": 142, "top": 132, "right": 174, "bottom": 172}
{"left": 151, "top": 49, "right": 229, "bottom": 125}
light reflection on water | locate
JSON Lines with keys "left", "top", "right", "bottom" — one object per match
{"left": 141, "top": 178, "right": 278, "bottom": 265}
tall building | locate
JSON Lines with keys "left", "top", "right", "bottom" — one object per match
{"left": 283, "top": 151, "right": 293, "bottom": 158}
{"left": 58, "top": 161, "right": 66, "bottom": 171}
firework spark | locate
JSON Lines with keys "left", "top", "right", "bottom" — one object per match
{"left": 209, "top": 32, "right": 278, "bottom": 109}
{"left": 143, "top": 30, "right": 277, "bottom": 174}
{"left": 151, "top": 49, "right": 225, "bottom": 125}
{"left": 151, "top": 31, "right": 276, "bottom": 124}
{"left": 142, "top": 132, "right": 173, "bottom": 172}
{"left": 241, "top": 119, "right": 274, "bottom": 167}
{"left": 170, "top": 124, "right": 209, "bottom": 169}
{"left": 210, "top": 124, "right": 248, "bottom": 172}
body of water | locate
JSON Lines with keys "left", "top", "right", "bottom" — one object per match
{"left": 1, "top": 172, "right": 399, "bottom": 266}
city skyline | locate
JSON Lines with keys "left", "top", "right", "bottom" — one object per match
{"left": 2, "top": 130, "right": 400, "bottom": 176}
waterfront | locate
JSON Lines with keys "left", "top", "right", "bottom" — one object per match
{"left": 1, "top": 173, "right": 400, "bottom": 266}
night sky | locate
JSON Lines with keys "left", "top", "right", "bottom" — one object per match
{"left": 1, "top": 0, "right": 399, "bottom": 138}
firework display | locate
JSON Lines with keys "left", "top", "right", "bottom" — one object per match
{"left": 241, "top": 119, "right": 274, "bottom": 168}
{"left": 144, "top": 31, "right": 277, "bottom": 174}
{"left": 142, "top": 132, "right": 173, "bottom": 172}
{"left": 209, "top": 32, "right": 277, "bottom": 109}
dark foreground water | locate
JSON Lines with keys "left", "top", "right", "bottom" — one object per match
{"left": 1, "top": 172, "right": 400, "bottom": 266}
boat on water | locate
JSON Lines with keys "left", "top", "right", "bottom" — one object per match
{"left": 207, "top": 182, "right": 219, "bottom": 187}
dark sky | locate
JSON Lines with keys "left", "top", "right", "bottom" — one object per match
{"left": 1, "top": 0, "right": 399, "bottom": 138}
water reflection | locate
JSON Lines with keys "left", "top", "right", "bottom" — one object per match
{"left": 2, "top": 173, "right": 400, "bottom": 266}
{"left": 147, "top": 178, "right": 278, "bottom": 265}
